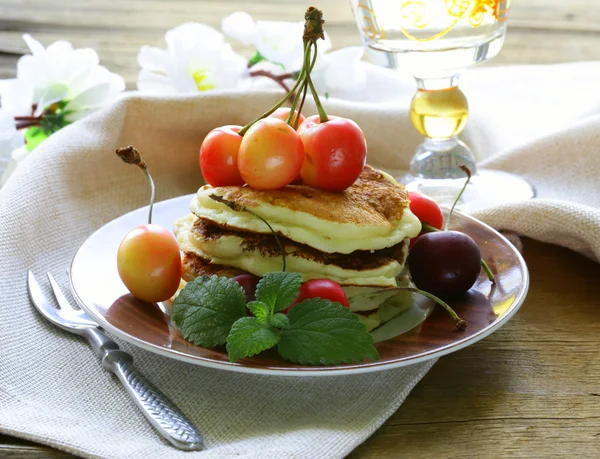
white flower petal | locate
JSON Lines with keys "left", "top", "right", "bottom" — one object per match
{"left": 0, "top": 79, "right": 34, "bottom": 116}
{"left": 320, "top": 32, "right": 333, "bottom": 53}
{"left": 165, "top": 23, "right": 224, "bottom": 59}
{"left": 34, "top": 84, "right": 70, "bottom": 115}
{"left": 16, "top": 55, "right": 39, "bottom": 84}
{"left": 6, "top": 35, "right": 124, "bottom": 133}
{"left": 69, "top": 48, "right": 100, "bottom": 73}
{"left": 254, "top": 21, "right": 305, "bottom": 69}
{"left": 166, "top": 63, "right": 199, "bottom": 93}
{"left": 22, "top": 34, "right": 45, "bottom": 56}
{"left": 65, "top": 82, "right": 111, "bottom": 111}
{"left": 137, "top": 68, "right": 177, "bottom": 94}
{"left": 45, "top": 40, "right": 74, "bottom": 55}
{"left": 138, "top": 46, "right": 170, "bottom": 72}
{"left": 221, "top": 12, "right": 258, "bottom": 45}
{"left": 67, "top": 66, "right": 93, "bottom": 95}
{"left": 137, "top": 22, "right": 245, "bottom": 94}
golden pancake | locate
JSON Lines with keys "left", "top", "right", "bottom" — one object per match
{"left": 190, "top": 165, "right": 421, "bottom": 254}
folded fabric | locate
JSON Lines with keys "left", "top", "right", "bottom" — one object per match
{"left": 1, "top": 61, "right": 599, "bottom": 458}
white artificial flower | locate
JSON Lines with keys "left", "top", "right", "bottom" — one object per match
{"left": 0, "top": 34, "right": 125, "bottom": 122}
{"left": 222, "top": 12, "right": 332, "bottom": 71}
{"left": 0, "top": 109, "right": 25, "bottom": 186}
{"left": 137, "top": 23, "right": 246, "bottom": 94}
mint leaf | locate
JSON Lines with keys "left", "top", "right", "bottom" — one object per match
{"left": 172, "top": 275, "right": 246, "bottom": 347}
{"left": 255, "top": 272, "right": 302, "bottom": 313}
{"left": 247, "top": 301, "right": 270, "bottom": 323}
{"left": 277, "top": 299, "right": 379, "bottom": 365}
{"left": 226, "top": 317, "right": 280, "bottom": 362}
{"left": 269, "top": 313, "right": 289, "bottom": 329}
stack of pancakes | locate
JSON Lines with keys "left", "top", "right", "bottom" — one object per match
{"left": 174, "top": 165, "right": 422, "bottom": 330}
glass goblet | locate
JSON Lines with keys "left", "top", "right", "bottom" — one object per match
{"left": 350, "top": 0, "right": 535, "bottom": 210}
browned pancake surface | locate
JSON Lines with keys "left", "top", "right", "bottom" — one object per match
{"left": 182, "top": 253, "right": 247, "bottom": 282}
{"left": 191, "top": 217, "right": 409, "bottom": 271}
{"left": 208, "top": 165, "right": 409, "bottom": 227}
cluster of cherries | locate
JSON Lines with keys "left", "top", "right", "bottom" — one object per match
{"left": 200, "top": 109, "right": 367, "bottom": 192}
{"left": 200, "top": 8, "right": 367, "bottom": 193}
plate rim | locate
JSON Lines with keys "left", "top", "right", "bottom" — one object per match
{"left": 69, "top": 195, "right": 530, "bottom": 377}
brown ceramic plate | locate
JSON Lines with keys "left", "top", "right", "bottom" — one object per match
{"left": 70, "top": 194, "right": 529, "bottom": 376}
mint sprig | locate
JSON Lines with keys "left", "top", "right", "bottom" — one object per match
{"left": 173, "top": 272, "right": 379, "bottom": 365}
{"left": 172, "top": 276, "right": 246, "bottom": 347}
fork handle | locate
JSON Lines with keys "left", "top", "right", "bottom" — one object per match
{"left": 102, "top": 349, "right": 204, "bottom": 451}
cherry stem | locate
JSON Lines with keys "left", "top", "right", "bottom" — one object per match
{"left": 362, "top": 287, "right": 467, "bottom": 330}
{"left": 304, "top": 40, "right": 328, "bottom": 123}
{"left": 115, "top": 146, "right": 155, "bottom": 225}
{"left": 242, "top": 208, "right": 286, "bottom": 272}
{"left": 420, "top": 222, "right": 495, "bottom": 283}
{"left": 294, "top": 80, "right": 310, "bottom": 130}
{"left": 286, "top": 40, "right": 318, "bottom": 128}
{"left": 14, "top": 115, "right": 41, "bottom": 122}
{"left": 480, "top": 259, "right": 496, "bottom": 283}
{"left": 238, "top": 7, "right": 329, "bottom": 135}
{"left": 248, "top": 69, "right": 294, "bottom": 98}
{"left": 144, "top": 168, "right": 155, "bottom": 225}
{"left": 16, "top": 121, "right": 42, "bottom": 130}
{"left": 421, "top": 222, "right": 440, "bottom": 233}
{"left": 413, "top": 288, "right": 467, "bottom": 330}
{"left": 286, "top": 56, "right": 307, "bottom": 126}
{"left": 238, "top": 73, "right": 305, "bottom": 136}
{"left": 208, "top": 195, "right": 286, "bottom": 272}
{"left": 444, "top": 165, "right": 471, "bottom": 231}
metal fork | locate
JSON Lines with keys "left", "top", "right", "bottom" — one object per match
{"left": 28, "top": 271, "right": 203, "bottom": 451}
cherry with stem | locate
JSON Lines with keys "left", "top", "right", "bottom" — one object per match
{"left": 420, "top": 166, "right": 495, "bottom": 283}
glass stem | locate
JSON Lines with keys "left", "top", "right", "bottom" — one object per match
{"left": 408, "top": 75, "right": 477, "bottom": 180}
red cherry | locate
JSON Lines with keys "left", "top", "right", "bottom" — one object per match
{"left": 238, "top": 118, "right": 305, "bottom": 190}
{"left": 284, "top": 279, "right": 349, "bottom": 314}
{"left": 298, "top": 115, "right": 367, "bottom": 192}
{"left": 408, "top": 191, "right": 444, "bottom": 247}
{"left": 117, "top": 224, "right": 182, "bottom": 303}
{"left": 199, "top": 125, "right": 245, "bottom": 187}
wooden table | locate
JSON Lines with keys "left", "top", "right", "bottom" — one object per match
{"left": 1, "top": 1, "right": 599, "bottom": 457}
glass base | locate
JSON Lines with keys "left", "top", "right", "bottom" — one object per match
{"left": 402, "top": 169, "right": 536, "bottom": 213}
{"left": 410, "top": 138, "right": 476, "bottom": 180}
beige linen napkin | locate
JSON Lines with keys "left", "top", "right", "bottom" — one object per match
{"left": 1, "top": 61, "right": 600, "bottom": 458}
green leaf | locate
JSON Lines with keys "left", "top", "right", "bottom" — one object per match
{"left": 24, "top": 127, "right": 49, "bottom": 152}
{"left": 269, "top": 313, "right": 289, "bottom": 329}
{"left": 277, "top": 299, "right": 379, "bottom": 365}
{"left": 226, "top": 317, "right": 280, "bottom": 362}
{"left": 255, "top": 272, "right": 302, "bottom": 313}
{"left": 172, "top": 275, "right": 246, "bottom": 347}
{"left": 247, "top": 301, "right": 270, "bottom": 323}
{"left": 248, "top": 51, "right": 266, "bottom": 67}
